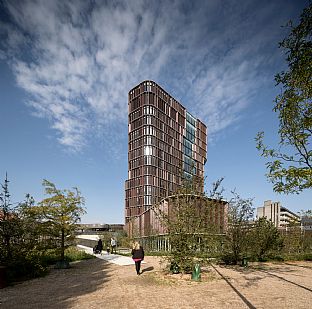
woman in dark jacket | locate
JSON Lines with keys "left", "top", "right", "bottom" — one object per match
{"left": 97, "top": 238, "right": 103, "bottom": 254}
{"left": 131, "top": 241, "right": 144, "bottom": 275}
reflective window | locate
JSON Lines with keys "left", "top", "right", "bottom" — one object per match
{"left": 144, "top": 146, "right": 152, "bottom": 156}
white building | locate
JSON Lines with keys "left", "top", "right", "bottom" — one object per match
{"left": 257, "top": 200, "right": 300, "bottom": 228}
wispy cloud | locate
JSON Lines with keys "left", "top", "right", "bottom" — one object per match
{"left": 0, "top": 0, "right": 295, "bottom": 151}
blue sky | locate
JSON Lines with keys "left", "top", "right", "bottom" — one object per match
{"left": 0, "top": 0, "right": 311, "bottom": 224}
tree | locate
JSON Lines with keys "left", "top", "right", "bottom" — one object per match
{"left": 156, "top": 176, "right": 223, "bottom": 273}
{"left": 223, "top": 192, "right": 254, "bottom": 264}
{"left": 18, "top": 194, "right": 48, "bottom": 252}
{"left": 298, "top": 209, "right": 312, "bottom": 253}
{"left": 0, "top": 175, "right": 49, "bottom": 281}
{"left": 299, "top": 209, "right": 312, "bottom": 218}
{"left": 249, "top": 217, "right": 283, "bottom": 260}
{"left": 0, "top": 174, "right": 25, "bottom": 264}
{"left": 256, "top": 3, "right": 312, "bottom": 194}
{"left": 34, "top": 180, "right": 86, "bottom": 265}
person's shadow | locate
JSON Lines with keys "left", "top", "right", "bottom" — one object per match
{"left": 141, "top": 266, "right": 154, "bottom": 274}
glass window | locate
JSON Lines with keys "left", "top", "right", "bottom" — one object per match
{"left": 144, "top": 146, "right": 152, "bottom": 156}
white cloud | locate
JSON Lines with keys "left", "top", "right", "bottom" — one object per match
{"left": 1, "top": 0, "right": 292, "bottom": 151}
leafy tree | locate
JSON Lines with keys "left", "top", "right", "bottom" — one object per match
{"left": 156, "top": 176, "right": 223, "bottom": 273}
{"left": 0, "top": 174, "right": 22, "bottom": 263}
{"left": 18, "top": 194, "right": 49, "bottom": 252}
{"left": 249, "top": 217, "right": 283, "bottom": 260}
{"left": 256, "top": 3, "right": 312, "bottom": 194}
{"left": 299, "top": 209, "right": 312, "bottom": 218}
{"left": 223, "top": 192, "right": 254, "bottom": 264}
{"left": 33, "top": 180, "right": 86, "bottom": 264}
{"left": 298, "top": 209, "right": 312, "bottom": 253}
{"left": 280, "top": 217, "right": 303, "bottom": 255}
{"left": 0, "top": 175, "right": 49, "bottom": 281}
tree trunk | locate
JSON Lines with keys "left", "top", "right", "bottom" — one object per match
{"left": 61, "top": 229, "right": 65, "bottom": 261}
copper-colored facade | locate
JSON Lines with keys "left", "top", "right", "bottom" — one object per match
{"left": 128, "top": 195, "right": 228, "bottom": 238}
{"left": 125, "top": 81, "right": 207, "bottom": 229}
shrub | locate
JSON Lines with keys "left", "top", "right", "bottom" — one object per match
{"left": 42, "top": 247, "right": 94, "bottom": 265}
{"left": 6, "top": 253, "right": 48, "bottom": 283}
{"left": 221, "top": 253, "right": 239, "bottom": 265}
{"left": 303, "top": 253, "right": 312, "bottom": 261}
{"left": 64, "top": 246, "right": 95, "bottom": 262}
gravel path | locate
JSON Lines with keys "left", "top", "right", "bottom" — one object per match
{"left": 0, "top": 258, "right": 311, "bottom": 309}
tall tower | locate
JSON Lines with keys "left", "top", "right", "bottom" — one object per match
{"left": 125, "top": 81, "right": 207, "bottom": 226}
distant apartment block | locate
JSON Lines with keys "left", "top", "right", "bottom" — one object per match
{"left": 257, "top": 200, "right": 300, "bottom": 228}
{"left": 125, "top": 81, "right": 207, "bottom": 233}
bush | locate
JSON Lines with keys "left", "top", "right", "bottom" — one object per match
{"left": 269, "top": 255, "right": 284, "bottom": 262}
{"left": 6, "top": 254, "right": 48, "bottom": 283}
{"left": 42, "top": 247, "right": 94, "bottom": 265}
{"left": 221, "top": 253, "right": 238, "bottom": 265}
{"left": 64, "top": 246, "right": 95, "bottom": 262}
{"left": 282, "top": 253, "right": 306, "bottom": 261}
{"left": 303, "top": 253, "right": 312, "bottom": 261}
{"left": 258, "top": 256, "right": 269, "bottom": 262}
{"left": 6, "top": 246, "right": 94, "bottom": 284}
{"left": 166, "top": 255, "right": 194, "bottom": 273}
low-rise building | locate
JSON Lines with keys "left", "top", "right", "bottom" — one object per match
{"left": 127, "top": 194, "right": 228, "bottom": 238}
{"left": 77, "top": 223, "right": 124, "bottom": 234}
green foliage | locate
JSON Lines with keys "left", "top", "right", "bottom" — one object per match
{"left": 299, "top": 209, "right": 312, "bottom": 217}
{"left": 6, "top": 253, "right": 48, "bottom": 283}
{"left": 100, "top": 229, "right": 129, "bottom": 249}
{"left": 162, "top": 194, "right": 205, "bottom": 273}
{"left": 300, "top": 210, "right": 312, "bottom": 253}
{"left": 256, "top": 3, "right": 312, "bottom": 194}
{"left": 249, "top": 217, "right": 283, "bottom": 260}
{"left": 281, "top": 252, "right": 312, "bottom": 261}
{"left": 280, "top": 211, "right": 312, "bottom": 256}
{"left": 222, "top": 192, "right": 254, "bottom": 264}
{"left": 303, "top": 253, "right": 312, "bottom": 261}
{"left": 158, "top": 176, "right": 222, "bottom": 273}
{"left": 6, "top": 247, "right": 94, "bottom": 284}
{"left": 42, "top": 247, "right": 94, "bottom": 265}
{"left": 0, "top": 174, "right": 21, "bottom": 263}
{"left": 99, "top": 232, "right": 113, "bottom": 248}
{"left": 33, "top": 180, "right": 86, "bottom": 262}
{"left": 0, "top": 176, "right": 90, "bottom": 283}
{"left": 0, "top": 175, "right": 49, "bottom": 283}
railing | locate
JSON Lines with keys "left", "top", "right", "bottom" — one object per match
{"left": 134, "top": 234, "right": 171, "bottom": 252}
{"left": 134, "top": 233, "right": 226, "bottom": 253}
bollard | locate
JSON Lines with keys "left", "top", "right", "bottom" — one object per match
{"left": 170, "top": 262, "right": 180, "bottom": 274}
{"left": 191, "top": 264, "right": 201, "bottom": 281}
{"left": 241, "top": 257, "right": 248, "bottom": 267}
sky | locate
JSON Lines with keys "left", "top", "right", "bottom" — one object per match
{"left": 0, "top": 0, "right": 311, "bottom": 224}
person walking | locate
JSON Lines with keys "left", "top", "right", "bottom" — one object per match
{"left": 97, "top": 238, "right": 103, "bottom": 254}
{"left": 111, "top": 237, "right": 117, "bottom": 254}
{"left": 131, "top": 241, "right": 144, "bottom": 275}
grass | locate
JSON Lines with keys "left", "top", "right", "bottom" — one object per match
{"left": 42, "top": 246, "right": 95, "bottom": 265}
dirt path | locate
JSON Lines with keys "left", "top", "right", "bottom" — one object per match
{"left": 0, "top": 258, "right": 311, "bottom": 309}
{"left": 213, "top": 262, "right": 312, "bottom": 309}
